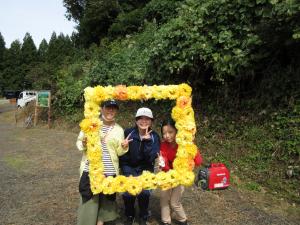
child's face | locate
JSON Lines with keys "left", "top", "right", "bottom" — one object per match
{"left": 102, "top": 106, "right": 117, "bottom": 121}
{"left": 136, "top": 116, "right": 152, "bottom": 130}
{"left": 162, "top": 125, "right": 177, "bottom": 144}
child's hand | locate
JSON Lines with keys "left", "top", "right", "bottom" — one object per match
{"left": 82, "top": 137, "right": 87, "bottom": 147}
{"left": 158, "top": 153, "right": 165, "bottom": 167}
{"left": 121, "top": 132, "right": 133, "bottom": 149}
{"left": 141, "top": 127, "right": 152, "bottom": 140}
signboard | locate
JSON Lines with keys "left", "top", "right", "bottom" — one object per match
{"left": 34, "top": 90, "right": 51, "bottom": 128}
{"left": 37, "top": 91, "right": 50, "bottom": 107}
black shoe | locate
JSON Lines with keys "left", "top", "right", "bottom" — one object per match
{"left": 176, "top": 220, "right": 188, "bottom": 225}
{"left": 124, "top": 216, "right": 134, "bottom": 225}
{"left": 161, "top": 222, "right": 171, "bottom": 225}
{"left": 139, "top": 219, "right": 149, "bottom": 225}
{"left": 104, "top": 221, "right": 116, "bottom": 225}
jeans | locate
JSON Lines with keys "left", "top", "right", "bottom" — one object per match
{"left": 123, "top": 190, "right": 151, "bottom": 219}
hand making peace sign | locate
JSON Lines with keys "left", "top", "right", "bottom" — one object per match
{"left": 140, "top": 127, "right": 152, "bottom": 140}
{"left": 157, "top": 152, "right": 165, "bottom": 167}
{"left": 121, "top": 131, "right": 133, "bottom": 149}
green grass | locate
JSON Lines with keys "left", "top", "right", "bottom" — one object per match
{"left": 3, "top": 155, "right": 26, "bottom": 170}
{"left": 196, "top": 104, "right": 300, "bottom": 203}
{"left": 243, "top": 181, "right": 262, "bottom": 192}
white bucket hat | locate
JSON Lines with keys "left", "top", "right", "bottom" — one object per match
{"left": 135, "top": 107, "right": 153, "bottom": 119}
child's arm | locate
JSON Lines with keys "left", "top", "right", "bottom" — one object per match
{"left": 143, "top": 132, "right": 160, "bottom": 163}
{"left": 113, "top": 128, "right": 129, "bottom": 156}
{"left": 194, "top": 149, "right": 203, "bottom": 167}
{"left": 76, "top": 131, "right": 86, "bottom": 151}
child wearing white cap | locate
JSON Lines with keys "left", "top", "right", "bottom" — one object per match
{"left": 119, "top": 107, "right": 160, "bottom": 225}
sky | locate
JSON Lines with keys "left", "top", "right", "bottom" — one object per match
{"left": 0, "top": 0, "right": 77, "bottom": 48}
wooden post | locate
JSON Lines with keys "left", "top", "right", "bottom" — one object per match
{"left": 48, "top": 92, "right": 51, "bottom": 129}
{"left": 34, "top": 105, "right": 38, "bottom": 127}
{"left": 14, "top": 108, "right": 18, "bottom": 125}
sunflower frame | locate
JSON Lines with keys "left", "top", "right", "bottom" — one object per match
{"left": 80, "top": 83, "right": 198, "bottom": 195}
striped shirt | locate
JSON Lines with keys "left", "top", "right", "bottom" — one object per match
{"left": 83, "top": 124, "right": 116, "bottom": 176}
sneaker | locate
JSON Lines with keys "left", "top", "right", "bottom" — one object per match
{"left": 124, "top": 216, "right": 134, "bottom": 225}
{"left": 104, "top": 221, "right": 116, "bottom": 225}
{"left": 161, "top": 222, "right": 171, "bottom": 225}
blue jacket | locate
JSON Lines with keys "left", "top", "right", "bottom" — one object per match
{"left": 119, "top": 127, "right": 160, "bottom": 176}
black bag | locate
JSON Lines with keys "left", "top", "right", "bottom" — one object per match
{"left": 79, "top": 171, "right": 93, "bottom": 203}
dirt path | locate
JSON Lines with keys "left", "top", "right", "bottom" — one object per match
{"left": 0, "top": 103, "right": 299, "bottom": 225}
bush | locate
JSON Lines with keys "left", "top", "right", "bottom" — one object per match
{"left": 88, "top": 23, "right": 159, "bottom": 86}
{"left": 148, "top": 0, "right": 300, "bottom": 84}
{"left": 53, "top": 62, "right": 88, "bottom": 117}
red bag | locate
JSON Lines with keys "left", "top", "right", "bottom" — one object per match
{"left": 196, "top": 163, "right": 230, "bottom": 190}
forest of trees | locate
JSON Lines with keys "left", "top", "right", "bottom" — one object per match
{"left": 1, "top": 0, "right": 299, "bottom": 102}
{"left": 0, "top": 0, "right": 299, "bottom": 156}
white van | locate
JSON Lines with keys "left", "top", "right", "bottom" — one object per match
{"left": 17, "top": 91, "right": 37, "bottom": 108}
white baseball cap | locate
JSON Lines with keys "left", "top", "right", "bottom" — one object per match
{"left": 135, "top": 107, "right": 153, "bottom": 119}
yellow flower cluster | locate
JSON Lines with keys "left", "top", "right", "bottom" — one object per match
{"left": 84, "top": 83, "right": 192, "bottom": 105}
{"left": 80, "top": 83, "right": 198, "bottom": 195}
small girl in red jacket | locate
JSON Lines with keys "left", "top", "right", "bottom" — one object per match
{"left": 158, "top": 119, "right": 202, "bottom": 225}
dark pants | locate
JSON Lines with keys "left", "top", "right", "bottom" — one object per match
{"left": 123, "top": 190, "right": 151, "bottom": 219}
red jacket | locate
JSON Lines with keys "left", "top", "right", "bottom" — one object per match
{"left": 160, "top": 141, "right": 202, "bottom": 172}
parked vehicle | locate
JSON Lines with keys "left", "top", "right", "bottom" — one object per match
{"left": 17, "top": 91, "right": 37, "bottom": 108}
{"left": 3, "top": 90, "right": 21, "bottom": 99}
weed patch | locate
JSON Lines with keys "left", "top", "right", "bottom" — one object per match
{"left": 3, "top": 155, "right": 27, "bottom": 170}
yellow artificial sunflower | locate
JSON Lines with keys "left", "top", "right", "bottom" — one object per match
{"left": 165, "top": 170, "right": 180, "bottom": 189}
{"left": 84, "top": 87, "right": 96, "bottom": 102}
{"left": 172, "top": 106, "right": 194, "bottom": 122}
{"left": 114, "top": 175, "right": 128, "bottom": 192}
{"left": 175, "top": 120, "right": 196, "bottom": 136}
{"left": 185, "top": 144, "right": 198, "bottom": 158}
{"left": 104, "top": 85, "right": 115, "bottom": 99}
{"left": 156, "top": 171, "right": 179, "bottom": 190}
{"left": 127, "top": 86, "right": 143, "bottom": 100}
{"left": 89, "top": 164, "right": 104, "bottom": 175}
{"left": 156, "top": 171, "right": 169, "bottom": 190}
{"left": 141, "top": 85, "right": 153, "bottom": 100}
{"left": 94, "top": 86, "right": 107, "bottom": 103}
{"left": 176, "top": 146, "right": 189, "bottom": 158}
{"left": 126, "top": 176, "right": 143, "bottom": 195}
{"left": 179, "top": 83, "right": 192, "bottom": 97}
{"left": 152, "top": 85, "right": 164, "bottom": 100}
{"left": 90, "top": 174, "right": 105, "bottom": 194}
{"left": 177, "top": 170, "right": 195, "bottom": 186}
{"left": 86, "top": 132, "right": 100, "bottom": 146}
{"left": 140, "top": 171, "right": 157, "bottom": 190}
{"left": 86, "top": 148, "right": 101, "bottom": 163}
{"left": 175, "top": 131, "right": 194, "bottom": 146}
{"left": 102, "top": 176, "right": 116, "bottom": 195}
{"left": 84, "top": 101, "right": 100, "bottom": 119}
{"left": 173, "top": 157, "right": 191, "bottom": 171}
{"left": 165, "top": 85, "right": 179, "bottom": 99}
{"left": 80, "top": 118, "right": 101, "bottom": 133}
